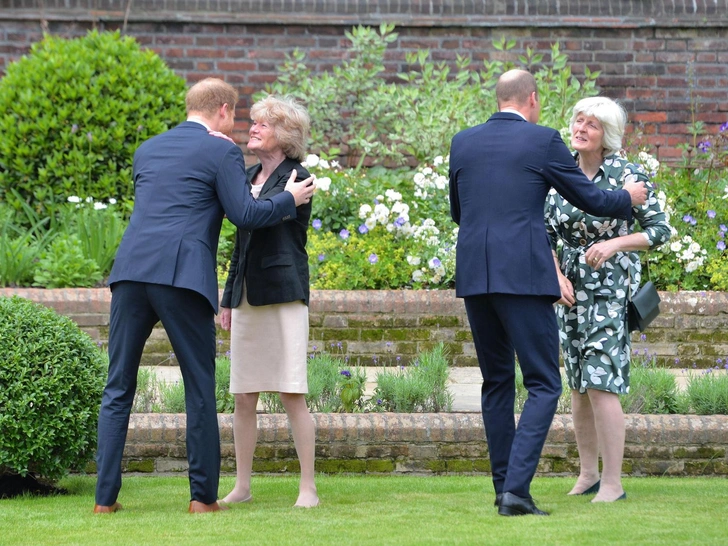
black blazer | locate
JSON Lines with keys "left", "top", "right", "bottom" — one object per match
{"left": 221, "top": 158, "right": 312, "bottom": 308}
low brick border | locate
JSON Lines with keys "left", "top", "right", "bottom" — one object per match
{"left": 117, "top": 413, "right": 728, "bottom": 476}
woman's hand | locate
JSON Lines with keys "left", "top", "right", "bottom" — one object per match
{"left": 556, "top": 271, "right": 576, "bottom": 307}
{"left": 585, "top": 239, "right": 620, "bottom": 270}
{"left": 219, "top": 307, "right": 232, "bottom": 331}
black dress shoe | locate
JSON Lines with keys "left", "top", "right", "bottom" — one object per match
{"left": 494, "top": 493, "right": 503, "bottom": 507}
{"left": 497, "top": 492, "right": 549, "bottom": 516}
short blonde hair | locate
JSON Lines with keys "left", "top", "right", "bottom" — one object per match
{"left": 249, "top": 95, "right": 310, "bottom": 162}
{"left": 570, "top": 96, "right": 627, "bottom": 157}
{"left": 185, "top": 78, "right": 238, "bottom": 116}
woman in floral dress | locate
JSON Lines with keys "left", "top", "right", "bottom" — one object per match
{"left": 545, "top": 96, "right": 671, "bottom": 503}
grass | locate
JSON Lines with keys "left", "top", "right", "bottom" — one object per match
{"left": 1, "top": 475, "right": 726, "bottom": 545}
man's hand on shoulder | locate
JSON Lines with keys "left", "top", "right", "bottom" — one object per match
{"left": 284, "top": 169, "right": 315, "bottom": 206}
{"left": 623, "top": 179, "right": 647, "bottom": 206}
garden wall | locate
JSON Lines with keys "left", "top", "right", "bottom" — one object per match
{"left": 2, "top": 1, "right": 728, "bottom": 161}
{"left": 121, "top": 413, "right": 728, "bottom": 477}
{"left": 2, "top": 288, "right": 728, "bottom": 369}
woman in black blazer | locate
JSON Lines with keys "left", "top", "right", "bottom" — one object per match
{"left": 218, "top": 95, "right": 318, "bottom": 508}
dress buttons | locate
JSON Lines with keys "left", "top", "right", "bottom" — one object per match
{"left": 579, "top": 238, "right": 587, "bottom": 246}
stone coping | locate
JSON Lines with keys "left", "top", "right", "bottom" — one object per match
{"left": 121, "top": 413, "right": 728, "bottom": 476}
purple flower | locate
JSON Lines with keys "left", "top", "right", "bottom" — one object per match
{"left": 431, "top": 258, "right": 442, "bottom": 268}
{"left": 720, "top": 224, "right": 727, "bottom": 232}
{"left": 318, "top": 253, "right": 325, "bottom": 262}
{"left": 368, "top": 253, "right": 378, "bottom": 264}
{"left": 71, "top": 124, "right": 78, "bottom": 134}
{"left": 707, "top": 210, "right": 716, "bottom": 219}
{"left": 339, "top": 229, "right": 350, "bottom": 239}
{"left": 682, "top": 214, "right": 694, "bottom": 224}
{"left": 718, "top": 241, "right": 726, "bottom": 251}
{"left": 697, "top": 141, "right": 711, "bottom": 153}
{"left": 340, "top": 370, "right": 351, "bottom": 378}
{"left": 394, "top": 216, "right": 406, "bottom": 227}
{"left": 312, "top": 218, "right": 322, "bottom": 230}
{"left": 377, "top": 399, "right": 383, "bottom": 405}
{"left": 719, "top": 231, "right": 725, "bottom": 240}
{"left": 721, "top": 121, "right": 728, "bottom": 132}
{"left": 358, "top": 224, "right": 369, "bottom": 234}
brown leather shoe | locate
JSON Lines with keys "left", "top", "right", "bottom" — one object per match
{"left": 188, "top": 500, "right": 229, "bottom": 513}
{"left": 93, "top": 502, "right": 122, "bottom": 514}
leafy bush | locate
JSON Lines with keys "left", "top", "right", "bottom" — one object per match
{"left": 0, "top": 30, "right": 186, "bottom": 216}
{"left": 0, "top": 200, "right": 54, "bottom": 287}
{"left": 32, "top": 234, "right": 103, "bottom": 288}
{"left": 372, "top": 343, "right": 453, "bottom": 412}
{"left": 265, "top": 25, "right": 598, "bottom": 168}
{"left": 684, "top": 367, "right": 728, "bottom": 415}
{"left": 0, "top": 296, "right": 106, "bottom": 481}
{"left": 621, "top": 351, "right": 687, "bottom": 414}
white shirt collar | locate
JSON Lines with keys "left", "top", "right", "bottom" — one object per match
{"left": 500, "top": 108, "right": 527, "bottom": 121}
{"left": 187, "top": 116, "right": 212, "bottom": 131}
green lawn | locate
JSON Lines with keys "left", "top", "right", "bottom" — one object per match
{"left": 1, "top": 475, "right": 725, "bottom": 545}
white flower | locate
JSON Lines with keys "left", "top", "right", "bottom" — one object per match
{"left": 433, "top": 155, "right": 444, "bottom": 166}
{"left": 303, "top": 154, "right": 319, "bottom": 168}
{"left": 413, "top": 172, "right": 425, "bottom": 185}
{"left": 108, "top": 198, "right": 117, "bottom": 205}
{"left": 358, "top": 204, "right": 373, "bottom": 218}
{"left": 330, "top": 160, "right": 340, "bottom": 169}
{"left": 314, "top": 176, "right": 331, "bottom": 192}
{"left": 364, "top": 217, "right": 377, "bottom": 230}
{"left": 94, "top": 202, "right": 108, "bottom": 210}
{"left": 319, "top": 159, "right": 330, "bottom": 169}
{"left": 67, "top": 196, "right": 81, "bottom": 203}
{"left": 412, "top": 270, "right": 424, "bottom": 282}
{"left": 422, "top": 167, "right": 433, "bottom": 175}
{"left": 670, "top": 241, "right": 682, "bottom": 252}
{"left": 385, "top": 189, "right": 402, "bottom": 201}
{"left": 407, "top": 255, "right": 421, "bottom": 266}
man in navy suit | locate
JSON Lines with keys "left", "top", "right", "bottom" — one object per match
{"left": 448, "top": 69, "right": 647, "bottom": 516}
{"left": 94, "top": 78, "right": 315, "bottom": 514}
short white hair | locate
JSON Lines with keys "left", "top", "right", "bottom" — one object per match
{"left": 570, "top": 96, "right": 627, "bottom": 157}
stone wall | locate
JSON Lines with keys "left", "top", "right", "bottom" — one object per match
{"left": 1, "top": 1, "right": 728, "bottom": 161}
{"left": 120, "top": 413, "right": 728, "bottom": 476}
{"left": 2, "top": 288, "right": 728, "bottom": 369}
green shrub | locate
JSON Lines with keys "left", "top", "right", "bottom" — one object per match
{"left": 0, "top": 296, "right": 106, "bottom": 481}
{"left": 32, "top": 234, "right": 103, "bottom": 288}
{"left": 0, "top": 200, "right": 54, "bottom": 287}
{"left": 685, "top": 369, "right": 728, "bottom": 415}
{"left": 0, "top": 30, "right": 186, "bottom": 216}
{"left": 621, "top": 353, "right": 686, "bottom": 414}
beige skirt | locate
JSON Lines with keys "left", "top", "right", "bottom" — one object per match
{"left": 229, "top": 287, "right": 309, "bottom": 394}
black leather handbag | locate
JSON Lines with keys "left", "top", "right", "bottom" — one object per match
{"left": 627, "top": 280, "right": 661, "bottom": 332}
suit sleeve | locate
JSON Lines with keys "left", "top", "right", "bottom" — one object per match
{"left": 216, "top": 147, "right": 297, "bottom": 229}
{"left": 542, "top": 134, "right": 633, "bottom": 221}
{"left": 220, "top": 229, "right": 242, "bottom": 308}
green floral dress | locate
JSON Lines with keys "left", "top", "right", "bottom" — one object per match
{"left": 544, "top": 154, "right": 671, "bottom": 394}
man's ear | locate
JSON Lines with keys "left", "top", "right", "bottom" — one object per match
{"left": 219, "top": 103, "right": 230, "bottom": 118}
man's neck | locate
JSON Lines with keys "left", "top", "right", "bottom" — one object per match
{"left": 499, "top": 108, "right": 527, "bottom": 121}
{"left": 187, "top": 115, "right": 212, "bottom": 131}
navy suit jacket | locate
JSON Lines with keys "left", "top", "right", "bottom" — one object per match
{"left": 108, "top": 121, "right": 297, "bottom": 312}
{"left": 449, "top": 112, "right": 633, "bottom": 301}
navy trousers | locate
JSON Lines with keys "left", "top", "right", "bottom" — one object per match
{"left": 95, "top": 281, "right": 220, "bottom": 506}
{"left": 464, "top": 293, "right": 562, "bottom": 499}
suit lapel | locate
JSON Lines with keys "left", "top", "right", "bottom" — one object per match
{"left": 258, "top": 158, "right": 299, "bottom": 198}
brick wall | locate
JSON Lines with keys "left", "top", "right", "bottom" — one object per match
{"left": 1, "top": 1, "right": 728, "bottom": 160}
{"left": 3, "top": 288, "right": 728, "bottom": 369}
{"left": 119, "top": 413, "right": 728, "bottom": 476}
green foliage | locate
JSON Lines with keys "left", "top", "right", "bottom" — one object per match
{"left": 0, "top": 200, "right": 54, "bottom": 287}
{"left": 159, "top": 380, "right": 186, "bottom": 414}
{"left": 215, "top": 357, "right": 235, "bottom": 414}
{"left": 32, "top": 234, "right": 103, "bottom": 288}
{"left": 684, "top": 368, "right": 728, "bottom": 415}
{"left": 621, "top": 351, "right": 687, "bottom": 414}
{"left": 372, "top": 343, "right": 453, "bottom": 412}
{"left": 132, "top": 367, "right": 161, "bottom": 413}
{"left": 266, "top": 26, "right": 598, "bottom": 167}
{"left": 0, "top": 296, "right": 106, "bottom": 481}
{"left": 0, "top": 30, "right": 186, "bottom": 216}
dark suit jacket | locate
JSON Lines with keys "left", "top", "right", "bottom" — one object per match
{"left": 108, "top": 121, "right": 297, "bottom": 312}
{"left": 449, "top": 112, "right": 633, "bottom": 301}
{"left": 221, "top": 158, "right": 311, "bottom": 309}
